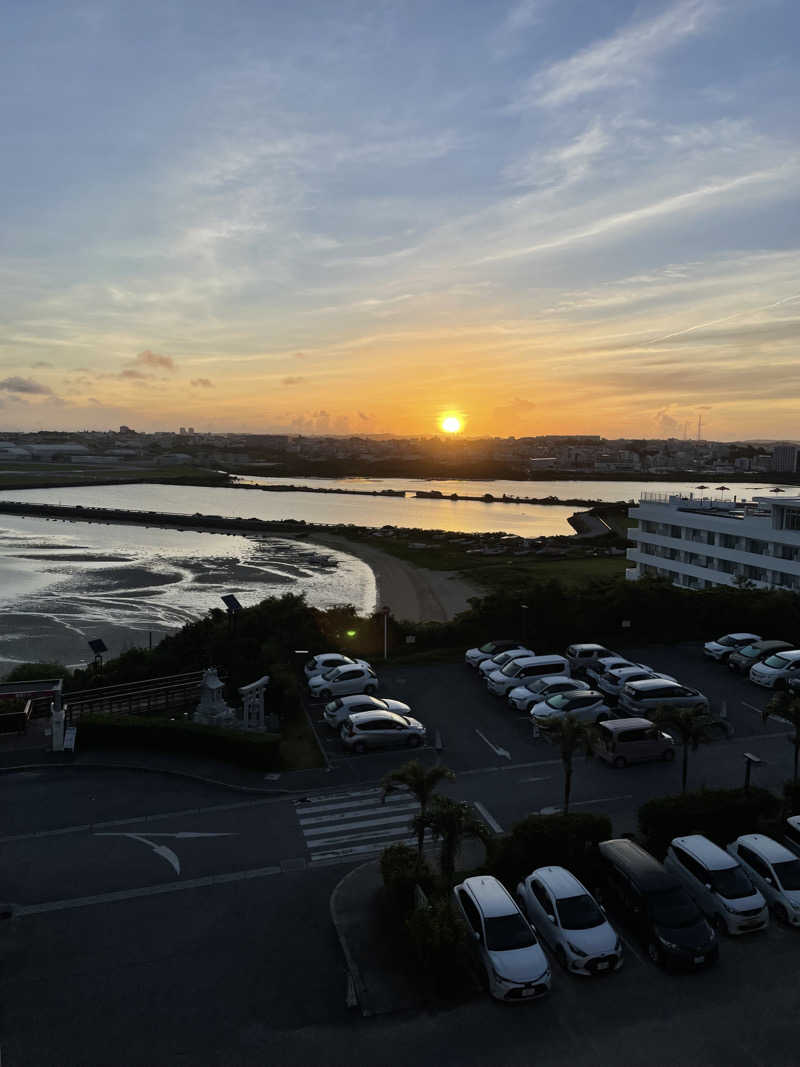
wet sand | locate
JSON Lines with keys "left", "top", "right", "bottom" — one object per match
{"left": 304, "top": 533, "right": 482, "bottom": 623}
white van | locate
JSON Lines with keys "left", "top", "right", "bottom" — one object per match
{"left": 664, "top": 835, "right": 768, "bottom": 935}
{"left": 486, "top": 655, "right": 570, "bottom": 697}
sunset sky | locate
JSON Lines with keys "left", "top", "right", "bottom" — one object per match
{"left": 2, "top": 0, "right": 798, "bottom": 439}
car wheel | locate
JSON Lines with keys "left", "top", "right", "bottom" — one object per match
{"left": 775, "top": 679, "right": 787, "bottom": 691}
{"left": 774, "top": 903, "right": 790, "bottom": 925}
{"left": 353, "top": 741, "right": 367, "bottom": 755}
{"left": 613, "top": 756, "right": 627, "bottom": 769}
{"left": 364, "top": 684, "right": 377, "bottom": 695}
{"left": 319, "top": 689, "right": 332, "bottom": 701}
{"left": 407, "top": 735, "right": 423, "bottom": 748}
{"left": 662, "top": 748, "right": 676, "bottom": 762}
{"left": 647, "top": 941, "right": 663, "bottom": 966}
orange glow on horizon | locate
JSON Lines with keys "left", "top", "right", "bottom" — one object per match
{"left": 440, "top": 414, "right": 463, "bottom": 434}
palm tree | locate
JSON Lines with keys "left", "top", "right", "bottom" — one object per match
{"left": 545, "top": 714, "right": 594, "bottom": 814}
{"left": 763, "top": 690, "right": 800, "bottom": 795}
{"left": 413, "top": 795, "right": 492, "bottom": 883}
{"left": 381, "top": 760, "right": 455, "bottom": 859}
{"left": 651, "top": 705, "right": 717, "bottom": 793}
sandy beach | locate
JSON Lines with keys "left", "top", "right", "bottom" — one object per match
{"left": 305, "top": 533, "right": 483, "bottom": 623}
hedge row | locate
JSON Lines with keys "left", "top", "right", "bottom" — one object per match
{"left": 488, "top": 812, "right": 612, "bottom": 890}
{"left": 76, "top": 714, "right": 282, "bottom": 770}
{"left": 638, "top": 787, "right": 780, "bottom": 858}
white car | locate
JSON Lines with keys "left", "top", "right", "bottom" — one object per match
{"left": 308, "top": 664, "right": 378, "bottom": 700}
{"left": 304, "top": 653, "right": 370, "bottom": 679}
{"left": 486, "top": 655, "right": 570, "bottom": 698}
{"left": 465, "top": 639, "right": 526, "bottom": 669}
{"left": 585, "top": 657, "right": 650, "bottom": 687}
{"left": 597, "top": 667, "right": 677, "bottom": 702}
{"left": 323, "top": 694, "right": 410, "bottom": 728}
{"left": 749, "top": 649, "right": 800, "bottom": 689}
{"left": 531, "top": 691, "right": 611, "bottom": 729}
{"left": 453, "top": 876, "right": 550, "bottom": 1001}
{"left": 727, "top": 835, "right": 800, "bottom": 926}
{"left": 664, "top": 835, "right": 768, "bottom": 935}
{"left": 477, "top": 647, "right": 535, "bottom": 679}
{"left": 507, "top": 677, "right": 589, "bottom": 714}
{"left": 704, "top": 633, "right": 761, "bottom": 662}
{"left": 516, "top": 866, "right": 623, "bottom": 976}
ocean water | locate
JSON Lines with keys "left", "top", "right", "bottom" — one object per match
{"left": 0, "top": 514, "right": 374, "bottom": 673}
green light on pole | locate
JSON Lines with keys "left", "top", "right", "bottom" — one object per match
{"left": 346, "top": 629, "right": 357, "bottom": 638}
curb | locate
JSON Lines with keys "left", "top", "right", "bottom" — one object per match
{"left": 329, "top": 861, "right": 374, "bottom": 1017}
{"left": 0, "top": 759, "right": 292, "bottom": 795}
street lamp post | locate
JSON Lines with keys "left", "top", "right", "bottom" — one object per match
{"left": 520, "top": 603, "right": 528, "bottom": 643}
{"left": 381, "top": 606, "right": 390, "bottom": 660}
{"left": 743, "top": 752, "right": 763, "bottom": 794}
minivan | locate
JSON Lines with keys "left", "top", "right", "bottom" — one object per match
{"left": 728, "top": 640, "right": 794, "bottom": 675}
{"left": 592, "top": 718, "right": 675, "bottom": 768}
{"left": 664, "top": 835, "right": 768, "bottom": 935}
{"left": 486, "top": 654, "right": 571, "bottom": 697}
{"left": 597, "top": 839, "right": 718, "bottom": 969}
{"left": 618, "top": 678, "right": 709, "bottom": 717}
{"left": 565, "top": 644, "right": 616, "bottom": 674}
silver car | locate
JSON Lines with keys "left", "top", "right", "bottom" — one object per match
{"left": 323, "top": 694, "right": 411, "bottom": 728}
{"left": 618, "top": 678, "right": 709, "bottom": 717}
{"left": 507, "top": 676, "right": 589, "bottom": 714}
{"left": 340, "top": 710, "right": 426, "bottom": 754}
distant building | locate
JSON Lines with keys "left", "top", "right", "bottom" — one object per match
{"left": 773, "top": 445, "right": 799, "bottom": 473}
{"left": 627, "top": 492, "right": 800, "bottom": 591}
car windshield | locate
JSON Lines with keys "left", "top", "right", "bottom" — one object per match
{"left": 326, "top": 699, "right": 344, "bottom": 710}
{"left": 765, "top": 654, "right": 793, "bottom": 669}
{"left": 479, "top": 642, "right": 498, "bottom": 653}
{"left": 546, "top": 693, "right": 570, "bottom": 709}
{"left": 556, "top": 893, "right": 605, "bottom": 930}
{"left": 716, "top": 636, "right": 735, "bottom": 646}
{"left": 647, "top": 887, "right": 702, "bottom": 928}
{"left": 738, "top": 645, "right": 759, "bottom": 659}
{"left": 772, "top": 859, "right": 800, "bottom": 891}
{"left": 484, "top": 914, "right": 536, "bottom": 951}
{"left": 502, "top": 660, "right": 526, "bottom": 676}
{"left": 321, "top": 668, "right": 339, "bottom": 680}
{"left": 709, "top": 866, "right": 756, "bottom": 899}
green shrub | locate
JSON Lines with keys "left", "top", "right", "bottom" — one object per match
{"left": 405, "top": 898, "right": 473, "bottom": 998}
{"left": 3, "top": 662, "right": 71, "bottom": 683}
{"left": 783, "top": 781, "right": 800, "bottom": 816}
{"left": 489, "top": 812, "right": 612, "bottom": 891}
{"left": 380, "top": 842, "right": 434, "bottom": 918}
{"left": 638, "top": 787, "right": 780, "bottom": 858}
{"left": 77, "top": 714, "right": 281, "bottom": 770}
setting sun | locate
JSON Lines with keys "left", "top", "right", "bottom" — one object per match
{"left": 440, "top": 415, "right": 462, "bottom": 434}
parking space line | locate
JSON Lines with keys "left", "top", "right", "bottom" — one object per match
{"left": 473, "top": 801, "right": 503, "bottom": 834}
{"left": 742, "top": 700, "right": 790, "bottom": 726}
{"left": 540, "top": 795, "right": 632, "bottom": 814}
{"left": 617, "top": 932, "right": 644, "bottom": 964}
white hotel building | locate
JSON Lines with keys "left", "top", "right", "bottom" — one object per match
{"left": 627, "top": 493, "right": 800, "bottom": 592}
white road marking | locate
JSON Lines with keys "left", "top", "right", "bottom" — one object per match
{"left": 540, "top": 795, "right": 632, "bottom": 814}
{"left": 295, "top": 790, "right": 433, "bottom": 863}
{"left": 15, "top": 864, "right": 283, "bottom": 916}
{"left": 743, "top": 700, "right": 790, "bottom": 726}
{"left": 518, "top": 776, "right": 551, "bottom": 784}
{"left": 473, "top": 801, "right": 503, "bottom": 834}
{"left": 94, "top": 831, "right": 238, "bottom": 876}
{"left": 474, "top": 729, "right": 511, "bottom": 760}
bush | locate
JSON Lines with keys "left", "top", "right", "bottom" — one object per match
{"left": 380, "top": 842, "right": 434, "bottom": 918}
{"left": 3, "top": 662, "right": 71, "bottom": 683}
{"left": 489, "top": 812, "right": 612, "bottom": 891}
{"left": 405, "top": 897, "right": 473, "bottom": 998}
{"left": 783, "top": 781, "right": 800, "bottom": 816}
{"left": 76, "top": 714, "right": 281, "bottom": 770}
{"left": 638, "top": 787, "right": 780, "bottom": 858}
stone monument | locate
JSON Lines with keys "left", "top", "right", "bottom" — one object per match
{"left": 193, "top": 667, "right": 237, "bottom": 727}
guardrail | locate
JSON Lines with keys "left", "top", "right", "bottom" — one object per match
{"left": 0, "top": 699, "right": 33, "bottom": 735}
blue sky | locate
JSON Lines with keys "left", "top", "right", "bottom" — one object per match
{"left": 1, "top": 0, "right": 798, "bottom": 438}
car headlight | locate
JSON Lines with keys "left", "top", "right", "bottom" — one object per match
{"left": 614, "top": 937, "right": 622, "bottom": 953}
{"left": 657, "top": 935, "right": 681, "bottom": 951}
{"left": 790, "top": 900, "right": 800, "bottom": 911}
{"left": 490, "top": 967, "right": 515, "bottom": 985}
{"left": 566, "top": 941, "right": 588, "bottom": 957}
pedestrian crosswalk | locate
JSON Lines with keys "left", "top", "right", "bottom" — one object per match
{"left": 295, "top": 787, "right": 432, "bottom": 866}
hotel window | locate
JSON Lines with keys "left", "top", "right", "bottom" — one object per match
{"left": 745, "top": 539, "right": 767, "bottom": 555}
{"left": 720, "top": 534, "right": 738, "bottom": 549}
{"left": 785, "top": 511, "right": 800, "bottom": 532}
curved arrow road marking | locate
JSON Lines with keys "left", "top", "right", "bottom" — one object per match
{"left": 95, "top": 832, "right": 237, "bottom": 877}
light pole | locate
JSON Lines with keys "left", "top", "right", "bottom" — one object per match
{"left": 520, "top": 603, "right": 528, "bottom": 643}
{"left": 381, "top": 605, "right": 390, "bottom": 660}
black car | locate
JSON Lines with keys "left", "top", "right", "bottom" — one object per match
{"left": 597, "top": 839, "right": 718, "bottom": 970}
{"left": 728, "top": 639, "right": 794, "bottom": 675}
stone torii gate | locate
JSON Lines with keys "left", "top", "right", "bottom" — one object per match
{"left": 238, "top": 675, "right": 274, "bottom": 732}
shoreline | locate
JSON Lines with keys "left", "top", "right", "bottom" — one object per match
{"left": 305, "top": 532, "right": 482, "bottom": 624}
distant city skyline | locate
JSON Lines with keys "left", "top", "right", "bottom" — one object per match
{"left": 1, "top": 1, "right": 798, "bottom": 438}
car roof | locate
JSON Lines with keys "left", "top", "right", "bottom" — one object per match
{"left": 672, "top": 834, "right": 736, "bottom": 871}
{"left": 626, "top": 678, "right": 682, "bottom": 692}
{"left": 460, "top": 876, "right": 517, "bottom": 917}
{"left": 598, "top": 839, "right": 676, "bottom": 890}
{"left": 533, "top": 675, "right": 578, "bottom": 686}
{"left": 335, "top": 694, "right": 382, "bottom": 707}
{"left": 598, "top": 717, "right": 655, "bottom": 732}
{"left": 348, "top": 710, "right": 406, "bottom": 726}
{"left": 562, "top": 689, "right": 603, "bottom": 700}
{"left": 747, "top": 640, "right": 794, "bottom": 652}
{"left": 568, "top": 643, "right": 609, "bottom": 653}
{"left": 787, "top": 816, "right": 800, "bottom": 832}
{"left": 736, "top": 834, "right": 797, "bottom": 862}
{"left": 315, "top": 652, "right": 348, "bottom": 662}
{"left": 766, "top": 649, "right": 800, "bottom": 660}
{"left": 510, "top": 655, "right": 566, "bottom": 666}
{"left": 531, "top": 866, "right": 586, "bottom": 898}
{"left": 719, "top": 633, "right": 759, "bottom": 641}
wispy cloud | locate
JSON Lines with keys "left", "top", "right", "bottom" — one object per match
{"left": 0, "top": 376, "right": 53, "bottom": 395}
{"left": 190, "top": 377, "right": 213, "bottom": 388}
{"left": 519, "top": 0, "right": 719, "bottom": 108}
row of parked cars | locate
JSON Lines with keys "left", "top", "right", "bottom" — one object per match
{"left": 704, "top": 632, "right": 800, "bottom": 690}
{"left": 304, "top": 652, "right": 427, "bottom": 754}
{"left": 464, "top": 639, "right": 711, "bottom": 736}
{"left": 456, "top": 818, "right": 800, "bottom": 1001}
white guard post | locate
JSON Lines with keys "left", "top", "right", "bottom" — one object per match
{"left": 51, "top": 698, "right": 65, "bottom": 752}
